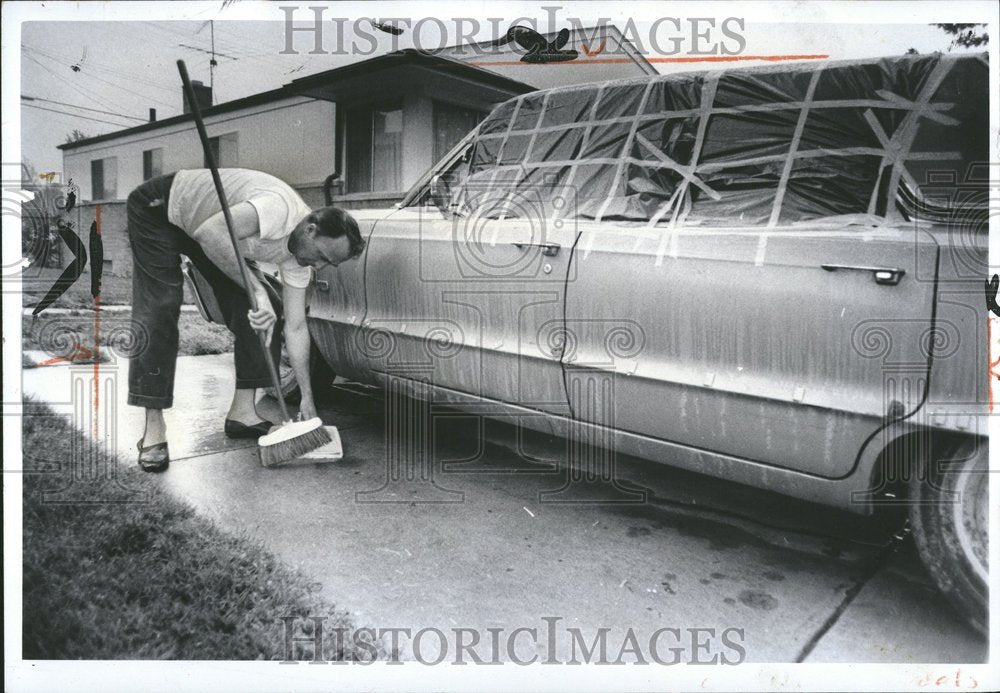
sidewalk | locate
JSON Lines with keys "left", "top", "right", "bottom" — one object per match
{"left": 20, "top": 354, "right": 987, "bottom": 663}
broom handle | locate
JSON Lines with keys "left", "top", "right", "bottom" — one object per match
{"left": 177, "top": 60, "right": 292, "bottom": 422}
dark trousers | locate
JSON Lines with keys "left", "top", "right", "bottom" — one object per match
{"left": 127, "top": 173, "right": 281, "bottom": 409}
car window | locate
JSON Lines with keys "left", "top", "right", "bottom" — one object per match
{"left": 403, "top": 131, "right": 476, "bottom": 210}
{"left": 434, "top": 54, "right": 987, "bottom": 229}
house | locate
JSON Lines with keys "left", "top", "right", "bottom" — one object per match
{"left": 59, "top": 87, "right": 337, "bottom": 208}
{"left": 46, "top": 30, "right": 652, "bottom": 304}
{"left": 283, "top": 50, "right": 538, "bottom": 208}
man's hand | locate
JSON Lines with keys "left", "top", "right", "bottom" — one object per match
{"left": 298, "top": 397, "right": 318, "bottom": 421}
{"left": 248, "top": 283, "right": 277, "bottom": 347}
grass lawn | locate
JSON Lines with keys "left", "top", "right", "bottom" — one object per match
{"left": 22, "top": 398, "right": 376, "bottom": 660}
{"left": 22, "top": 308, "right": 234, "bottom": 363}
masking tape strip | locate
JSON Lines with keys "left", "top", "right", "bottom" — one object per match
{"left": 635, "top": 133, "right": 720, "bottom": 200}
{"left": 874, "top": 89, "right": 959, "bottom": 126}
{"left": 882, "top": 58, "right": 956, "bottom": 222}
{"left": 754, "top": 234, "right": 769, "bottom": 266}
{"left": 471, "top": 145, "right": 959, "bottom": 179}
{"left": 861, "top": 109, "right": 936, "bottom": 213}
{"left": 651, "top": 187, "right": 685, "bottom": 266}
{"left": 668, "top": 74, "right": 721, "bottom": 230}
{"left": 473, "top": 98, "right": 960, "bottom": 142}
{"left": 551, "top": 83, "right": 607, "bottom": 224}
{"left": 594, "top": 80, "right": 656, "bottom": 223}
{"left": 485, "top": 96, "right": 526, "bottom": 197}
{"left": 768, "top": 68, "right": 822, "bottom": 229}
{"left": 495, "top": 91, "right": 552, "bottom": 226}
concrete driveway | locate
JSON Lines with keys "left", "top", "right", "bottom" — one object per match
{"left": 21, "top": 353, "right": 987, "bottom": 663}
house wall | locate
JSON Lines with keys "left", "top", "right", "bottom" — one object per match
{"left": 326, "top": 91, "right": 484, "bottom": 210}
{"left": 62, "top": 97, "right": 337, "bottom": 202}
{"left": 402, "top": 93, "right": 435, "bottom": 192}
{"left": 48, "top": 74, "right": 505, "bottom": 306}
{"left": 54, "top": 97, "right": 337, "bottom": 306}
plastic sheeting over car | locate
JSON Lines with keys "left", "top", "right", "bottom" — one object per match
{"left": 447, "top": 53, "right": 988, "bottom": 227}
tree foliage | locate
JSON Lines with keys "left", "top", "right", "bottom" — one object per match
{"left": 63, "top": 129, "right": 90, "bottom": 144}
{"left": 933, "top": 24, "right": 989, "bottom": 49}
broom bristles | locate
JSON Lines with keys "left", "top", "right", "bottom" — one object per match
{"left": 259, "top": 418, "right": 331, "bottom": 468}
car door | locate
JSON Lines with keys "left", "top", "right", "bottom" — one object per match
{"left": 564, "top": 220, "right": 939, "bottom": 479}
{"left": 360, "top": 149, "right": 577, "bottom": 415}
{"left": 305, "top": 210, "right": 378, "bottom": 384}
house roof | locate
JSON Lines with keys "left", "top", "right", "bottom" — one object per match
{"left": 57, "top": 86, "right": 293, "bottom": 151}
{"left": 428, "top": 25, "right": 658, "bottom": 91}
{"left": 285, "top": 49, "right": 536, "bottom": 104}
{"left": 58, "top": 50, "right": 535, "bottom": 151}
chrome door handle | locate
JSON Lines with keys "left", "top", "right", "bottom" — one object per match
{"left": 821, "top": 264, "right": 905, "bottom": 286}
{"left": 512, "top": 242, "right": 561, "bottom": 257}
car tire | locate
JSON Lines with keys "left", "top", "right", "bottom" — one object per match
{"left": 268, "top": 340, "right": 337, "bottom": 405}
{"left": 308, "top": 343, "right": 338, "bottom": 404}
{"left": 908, "top": 436, "right": 988, "bottom": 635}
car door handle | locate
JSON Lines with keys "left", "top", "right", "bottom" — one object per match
{"left": 512, "top": 242, "right": 561, "bottom": 257}
{"left": 821, "top": 264, "right": 905, "bottom": 286}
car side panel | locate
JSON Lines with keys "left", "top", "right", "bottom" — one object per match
{"left": 357, "top": 207, "right": 575, "bottom": 413}
{"left": 306, "top": 212, "right": 380, "bottom": 384}
{"left": 564, "top": 221, "right": 939, "bottom": 479}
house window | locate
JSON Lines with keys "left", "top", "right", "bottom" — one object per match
{"left": 346, "top": 104, "right": 403, "bottom": 193}
{"left": 205, "top": 132, "right": 238, "bottom": 167}
{"left": 433, "top": 101, "right": 486, "bottom": 163}
{"left": 143, "top": 148, "right": 163, "bottom": 180}
{"left": 90, "top": 157, "right": 117, "bottom": 200}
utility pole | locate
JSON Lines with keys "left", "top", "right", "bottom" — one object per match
{"left": 209, "top": 20, "right": 217, "bottom": 103}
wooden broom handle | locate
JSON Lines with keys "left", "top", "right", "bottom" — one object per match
{"left": 177, "top": 59, "right": 291, "bottom": 421}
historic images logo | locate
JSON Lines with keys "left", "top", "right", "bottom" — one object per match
{"left": 280, "top": 616, "right": 747, "bottom": 665}
{"left": 279, "top": 6, "right": 749, "bottom": 58}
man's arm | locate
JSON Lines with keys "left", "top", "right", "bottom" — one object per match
{"left": 281, "top": 283, "right": 317, "bottom": 419}
{"left": 188, "top": 201, "right": 260, "bottom": 285}
{"left": 190, "top": 202, "right": 277, "bottom": 346}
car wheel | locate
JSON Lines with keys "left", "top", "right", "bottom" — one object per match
{"left": 908, "top": 436, "right": 988, "bottom": 635}
{"left": 267, "top": 341, "right": 337, "bottom": 405}
{"left": 308, "top": 342, "right": 338, "bottom": 403}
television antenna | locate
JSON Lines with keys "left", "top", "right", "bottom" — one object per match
{"left": 182, "top": 20, "right": 238, "bottom": 102}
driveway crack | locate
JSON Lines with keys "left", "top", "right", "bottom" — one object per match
{"left": 794, "top": 523, "right": 911, "bottom": 662}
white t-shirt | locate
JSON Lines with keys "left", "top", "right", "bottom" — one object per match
{"left": 168, "top": 168, "right": 313, "bottom": 288}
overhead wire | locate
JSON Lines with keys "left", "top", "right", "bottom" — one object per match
{"left": 201, "top": 21, "right": 326, "bottom": 77}
{"left": 22, "top": 44, "right": 179, "bottom": 95}
{"left": 21, "top": 94, "right": 148, "bottom": 122}
{"left": 62, "top": 65, "right": 176, "bottom": 110}
{"left": 24, "top": 19, "right": 330, "bottom": 138}
{"left": 22, "top": 53, "right": 125, "bottom": 115}
{"left": 24, "top": 47, "right": 175, "bottom": 110}
{"left": 23, "top": 102, "right": 138, "bottom": 128}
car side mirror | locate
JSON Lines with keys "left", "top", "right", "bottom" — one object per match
{"left": 429, "top": 173, "right": 452, "bottom": 218}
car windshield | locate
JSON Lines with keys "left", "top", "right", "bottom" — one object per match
{"left": 424, "top": 53, "right": 987, "bottom": 228}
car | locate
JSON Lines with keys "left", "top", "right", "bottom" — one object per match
{"left": 249, "top": 53, "right": 992, "bottom": 631}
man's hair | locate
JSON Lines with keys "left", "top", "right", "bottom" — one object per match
{"left": 312, "top": 206, "right": 365, "bottom": 258}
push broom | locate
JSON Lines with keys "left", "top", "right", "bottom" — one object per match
{"left": 177, "top": 59, "right": 330, "bottom": 466}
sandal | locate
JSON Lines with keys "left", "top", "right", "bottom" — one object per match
{"left": 224, "top": 418, "right": 274, "bottom": 439}
{"left": 137, "top": 437, "right": 170, "bottom": 473}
